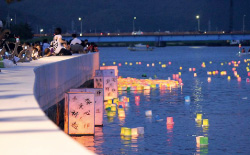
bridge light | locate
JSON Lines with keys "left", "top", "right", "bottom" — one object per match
{"left": 196, "top": 15, "right": 199, "bottom": 19}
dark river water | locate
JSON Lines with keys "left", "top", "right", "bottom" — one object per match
{"left": 73, "top": 46, "right": 250, "bottom": 155}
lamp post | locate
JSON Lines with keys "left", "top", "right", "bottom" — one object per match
{"left": 40, "top": 29, "right": 43, "bottom": 35}
{"left": 79, "top": 17, "right": 82, "bottom": 36}
{"left": 243, "top": 15, "right": 246, "bottom": 32}
{"left": 196, "top": 15, "right": 200, "bottom": 32}
{"left": 133, "top": 17, "right": 136, "bottom": 32}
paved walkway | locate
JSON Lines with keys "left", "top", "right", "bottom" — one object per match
{"left": 0, "top": 55, "right": 95, "bottom": 155}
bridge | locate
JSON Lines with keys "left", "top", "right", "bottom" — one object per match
{"left": 60, "top": 32, "right": 250, "bottom": 43}
{"left": 35, "top": 32, "right": 250, "bottom": 44}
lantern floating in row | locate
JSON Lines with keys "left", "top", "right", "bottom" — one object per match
{"left": 166, "top": 117, "right": 174, "bottom": 125}
{"left": 196, "top": 136, "right": 208, "bottom": 146}
{"left": 202, "top": 119, "right": 209, "bottom": 127}
{"left": 207, "top": 77, "right": 211, "bottom": 82}
{"left": 185, "top": 96, "right": 190, "bottom": 102}
{"left": 196, "top": 114, "right": 202, "bottom": 121}
{"left": 145, "top": 110, "right": 152, "bottom": 117}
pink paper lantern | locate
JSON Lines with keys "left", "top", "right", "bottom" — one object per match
{"left": 166, "top": 117, "right": 174, "bottom": 125}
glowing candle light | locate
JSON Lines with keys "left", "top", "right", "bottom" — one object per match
{"left": 228, "top": 62, "right": 231, "bottom": 65}
{"left": 207, "top": 77, "right": 211, "bottom": 82}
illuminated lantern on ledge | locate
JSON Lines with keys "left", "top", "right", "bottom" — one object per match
{"left": 70, "top": 88, "right": 104, "bottom": 127}
{"left": 145, "top": 110, "right": 152, "bottom": 117}
{"left": 64, "top": 92, "right": 95, "bottom": 135}
{"left": 94, "top": 69, "right": 117, "bottom": 100}
{"left": 131, "top": 128, "right": 138, "bottom": 136}
{"left": 124, "top": 128, "right": 132, "bottom": 136}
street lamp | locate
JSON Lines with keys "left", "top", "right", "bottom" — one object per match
{"left": 40, "top": 29, "right": 43, "bottom": 35}
{"left": 79, "top": 17, "right": 82, "bottom": 36}
{"left": 196, "top": 15, "right": 200, "bottom": 31}
{"left": 243, "top": 15, "right": 246, "bottom": 32}
{"left": 133, "top": 17, "right": 136, "bottom": 32}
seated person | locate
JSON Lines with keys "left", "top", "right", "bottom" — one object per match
{"left": 70, "top": 34, "right": 82, "bottom": 45}
{"left": 248, "top": 49, "right": 250, "bottom": 53}
{"left": 44, "top": 48, "right": 52, "bottom": 57}
{"left": 242, "top": 48, "right": 245, "bottom": 53}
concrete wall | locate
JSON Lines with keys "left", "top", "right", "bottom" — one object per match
{"left": 34, "top": 53, "right": 99, "bottom": 110}
{"left": 0, "top": 53, "right": 99, "bottom": 155}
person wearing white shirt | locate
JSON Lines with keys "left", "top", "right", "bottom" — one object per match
{"left": 70, "top": 34, "right": 82, "bottom": 45}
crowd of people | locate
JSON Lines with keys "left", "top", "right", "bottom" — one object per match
{"left": 241, "top": 48, "right": 250, "bottom": 53}
{"left": 0, "top": 23, "right": 99, "bottom": 61}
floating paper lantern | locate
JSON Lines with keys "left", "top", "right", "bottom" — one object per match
{"left": 194, "top": 73, "right": 197, "bottom": 77}
{"left": 228, "top": 76, "right": 231, "bottom": 80}
{"left": 111, "top": 104, "right": 117, "bottom": 111}
{"left": 246, "top": 78, "right": 250, "bottom": 83}
{"left": 180, "top": 67, "right": 182, "bottom": 70}
{"left": 147, "top": 64, "right": 149, "bottom": 67}
{"left": 124, "top": 128, "right": 132, "bottom": 136}
{"left": 248, "top": 72, "right": 250, "bottom": 77}
{"left": 129, "top": 63, "right": 132, "bottom": 66}
{"left": 102, "top": 63, "right": 105, "bottom": 66}
{"left": 113, "top": 62, "right": 116, "bottom": 65}
{"left": 125, "top": 62, "right": 128, "bottom": 65}
{"left": 179, "top": 72, "right": 181, "bottom": 76}
{"left": 135, "top": 96, "right": 140, "bottom": 101}
{"left": 207, "top": 71, "right": 211, "bottom": 75}
{"left": 193, "top": 68, "right": 196, "bottom": 71}
{"left": 202, "top": 119, "right": 209, "bottom": 127}
{"left": 145, "top": 110, "right": 152, "bottom": 117}
{"left": 136, "top": 62, "right": 138, "bottom": 65}
{"left": 159, "top": 62, "right": 162, "bottom": 64}
{"left": 139, "top": 62, "right": 141, "bottom": 65}
{"left": 152, "top": 63, "right": 155, "bottom": 66}
{"left": 207, "top": 77, "right": 211, "bottom": 82}
{"left": 200, "top": 137, "right": 208, "bottom": 145}
{"left": 185, "top": 96, "right": 190, "bottom": 102}
{"left": 118, "top": 110, "right": 125, "bottom": 118}
{"left": 137, "top": 127, "right": 144, "bottom": 135}
{"left": 237, "top": 77, "right": 241, "bottom": 82}
{"left": 173, "top": 74, "right": 176, "bottom": 80}
{"left": 120, "top": 127, "right": 126, "bottom": 135}
{"left": 189, "top": 68, "right": 192, "bottom": 71}
{"left": 166, "top": 117, "right": 174, "bottom": 125}
{"left": 118, "top": 63, "right": 122, "bottom": 66}
{"left": 196, "top": 114, "right": 202, "bottom": 121}
{"left": 168, "top": 62, "right": 171, "bottom": 65}
{"left": 131, "top": 128, "right": 138, "bottom": 136}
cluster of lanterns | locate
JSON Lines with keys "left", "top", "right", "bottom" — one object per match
{"left": 117, "top": 77, "right": 180, "bottom": 92}
{"left": 195, "top": 113, "right": 209, "bottom": 146}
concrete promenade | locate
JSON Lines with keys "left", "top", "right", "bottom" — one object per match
{"left": 0, "top": 53, "right": 99, "bottom": 155}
